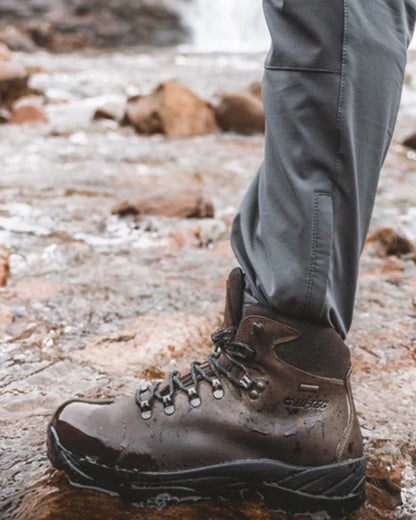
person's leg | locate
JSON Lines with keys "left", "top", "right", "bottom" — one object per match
{"left": 47, "top": 2, "right": 415, "bottom": 516}
{"left": 232, "top": 0, "right": 416, "bottom": 338}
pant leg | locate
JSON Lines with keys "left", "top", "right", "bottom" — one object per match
{"left": 231, "top": 0, "right": 416, "bottom": 338}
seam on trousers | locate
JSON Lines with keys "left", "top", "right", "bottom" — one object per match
{"left": 303, "top": 0, "right": 348, "bottom": 318}
{"left": 264, "top": 65, "right": 341, "bottom": 74}
{"left": 304, "top": 191, "right": 332, "bottom": 313}
{"left": 324, "top": 0, "right": 349, "bottom": 321}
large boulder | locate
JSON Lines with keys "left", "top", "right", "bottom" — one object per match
{"left": 125, "top": 80, "right": 219, "bottom": 138}
{"left": 214, "top": 91, "right": 265, "bottom": 135}
{"left": 0, "top": 0, "right": 189, "bottom": 50}
{"left": 112, "top": 187, "right": 215, "bottom": 219}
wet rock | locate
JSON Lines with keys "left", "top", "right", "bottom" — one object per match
{"left": 112, "top": 187, "right": 215, "bottom": 219}
{"left": 9, "top": 95, "right": 48, "bottom": 124}
{"left": 402, "top": 132, "right": 416, "bottom": 150}
{"left": 214, "top": 91, "right": 265, "bottom": 135}
{"left": 0, "top": 246, "right": 10, "bottom": 286}
{"left": 367, "top": 454, "right": 403, "bottom": 501}
{"left": 0, "top": 58, "right": 29, "bottom": 106}
{"left": 367, "top": 227, "right": 415, "bottom": 258}
{"left": 0, "top": 0, "right": 188, "bottom": 50}
{"left": 125, "top": 80, "right": 219, "bottom": 138}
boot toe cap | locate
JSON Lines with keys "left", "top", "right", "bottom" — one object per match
{"left": 50, "top": 399, "right": 120, "bottom": 464}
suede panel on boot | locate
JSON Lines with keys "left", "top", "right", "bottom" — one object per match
{"left": 243, "top": 305, "right": 351, "bottom": 379}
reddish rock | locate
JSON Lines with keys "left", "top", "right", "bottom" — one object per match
{"left": 9, "top": 95, "right": 48, "bottom": 124}
{"left": 0, "top": 246, "right": 10, "bottom": 286}
{"left": 124, "top": 80, "right": 219, "bottom": 138}
{"left": 112, "top": 187, "right": 215, "bottom": 219}
{"left": 367, "top": 227, "right": 415, "bottom": 258}
{"left": 0, "top": 59, "right": 29, "bottom": 106}
{"left": 214, "top": 91, "right": 265, "bottom": 135}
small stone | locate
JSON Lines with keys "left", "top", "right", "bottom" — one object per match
{"left": 9, "top": 96, "right": 48, "bottom": 125}
{"left": 213, "top": 91, "right": 265, "bottom": 135}
{"left": 0, "top": 246, "right": 10, "bottom": 287}
{"left": 124, "top": 80, "right": 219, "bottom": 138}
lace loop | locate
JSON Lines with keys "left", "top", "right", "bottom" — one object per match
{"left": 135, "top": 327, "right": 257, "bottom": 419}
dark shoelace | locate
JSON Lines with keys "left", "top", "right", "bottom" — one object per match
{"left": 135, "top": 327, "right": 264, "bottom": 419}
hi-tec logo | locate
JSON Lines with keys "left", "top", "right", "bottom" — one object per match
{"left": 283, "top": 396, "right": 329, "bottom": 414}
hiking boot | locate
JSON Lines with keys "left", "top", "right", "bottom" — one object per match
{"left": 47, "top": 268, "right": 366, "bottom": 516}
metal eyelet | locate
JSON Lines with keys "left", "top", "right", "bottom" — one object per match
{"left": 139, "top": 399, "right": 152, "bottom": 420}
{"left": 239, "top": 374, "right": 254, "bottom": 389}
{"left": 256, "top": 380, "right": 267, "bottom": 393}
{"left": 163, "top": 396, "right": 175, "bottom": 416}
{"left": 249, "top": 389, "right": 259, "bottom": 400}
{"left": 187, "top": 386, "right": 201, "bottom": 408}
{"left": 211, "top": 378, "right": 224, "bottom": 399}
{"left": 251, "top": 322, "right": 264, "bottom": 337}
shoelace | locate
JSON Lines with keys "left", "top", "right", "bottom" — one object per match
{"left": 135, "top": 327, "right": 263, "bottom": 419}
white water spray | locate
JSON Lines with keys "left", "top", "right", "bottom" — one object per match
{"left": 183, "top": 0, "right": 270, "bottom": 52}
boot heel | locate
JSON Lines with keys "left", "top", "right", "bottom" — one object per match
{"left": 260, "top": 457, "right": 367, "bottom": 516}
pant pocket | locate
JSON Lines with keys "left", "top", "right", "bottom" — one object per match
{"left": 264, "top": 0, "right": 345, "bottom": 72}
{"left": 304, "top": 192, "right": 334, "bottom": 318}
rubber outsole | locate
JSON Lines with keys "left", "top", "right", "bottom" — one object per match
{"left": 47, "top": 424, "right": 367, "bottom": 516}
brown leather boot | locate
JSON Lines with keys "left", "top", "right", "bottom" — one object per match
{"left": 47, "top": 268, "right": 366, "bottom": 516}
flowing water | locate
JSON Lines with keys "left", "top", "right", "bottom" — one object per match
{"left": 183, "top": 0, "right": 270, "bottom": 52}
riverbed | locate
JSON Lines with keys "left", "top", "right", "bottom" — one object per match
{"left": 0, "top": 48, "right": 416, "bottom": 520}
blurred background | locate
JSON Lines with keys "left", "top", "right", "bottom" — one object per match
{"left": 1, "top": 2, "right": 416, "bottom": 520}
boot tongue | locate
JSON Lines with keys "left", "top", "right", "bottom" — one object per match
{"left": 222, "top": 267, "right": 245, "bottom": 329}
{"left": 162, "top": 268, "right": 245, "bottom": 392}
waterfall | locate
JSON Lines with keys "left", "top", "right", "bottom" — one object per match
{"left": 183, "top": 0, "right": 270, "bottom": 52}
{"left": 182, "top": 2, "right": 416, "bottom": 53}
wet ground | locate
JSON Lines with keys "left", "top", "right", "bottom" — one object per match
{"left": 0, "top": 48, "right": 416, "bottom": 520}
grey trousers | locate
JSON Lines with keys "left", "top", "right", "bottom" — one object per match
{"left": 231, "top": 0, "right": 416, "bottom": 338}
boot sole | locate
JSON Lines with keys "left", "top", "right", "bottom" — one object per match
{"left": 47, "top": 424, "right": 367, "bottom": 516}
